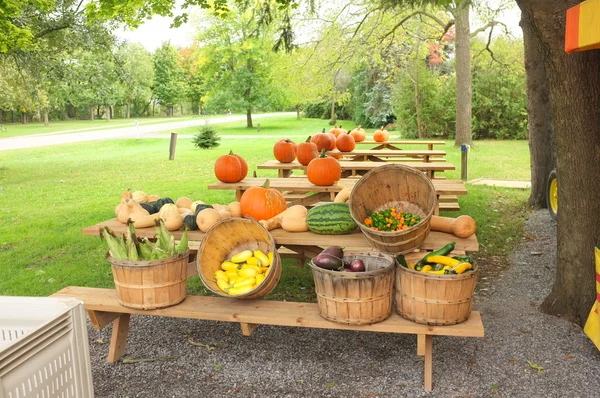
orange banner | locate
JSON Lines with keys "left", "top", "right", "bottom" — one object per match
{"left": 565, "top": 0, "right": 600, "bottom": 54}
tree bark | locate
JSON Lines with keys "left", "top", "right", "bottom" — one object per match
{"left": 330, "top": 95, "right": 336, "bottom": 125}
{"left": 246, "top": 108, "right": 253, "bottom": 128}
{"left": 152, "top": 100, "right": 155, "bottom": 117}
{"left": 0, "top": 109, "right": 3, "bottom": 123}
{"left": 90, "top": 105, "right": 94, "bottom": 121}
{"left": 43, "top": 111, "right": 49, "bottom": 126}
{"left": 516, "top": 0, "right": 600, "bottom": 325}
{"left": 295, "top": 104, "right": 301, "bottom": 119}
{"left": 453, "top": 1, "right": 473, "bottom": 146}
{"left": 414, "top": 38, "right": 423, "bottom": 138}
{"left": 106, "top": 105, "right": 111, "bottom": 121}
{"left": 520, "top": 6, "right": 555, "bottom": 209}
{"left": 126, "top": 103, "right": 131, "bottom": 119}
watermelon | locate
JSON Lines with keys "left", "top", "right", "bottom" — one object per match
{"left": 306, "top": 202, "right": 357, "bottom": 234}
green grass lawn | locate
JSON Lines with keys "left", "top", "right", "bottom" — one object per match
{"left": 0, "top": 118, "right": 532, "bottom": 299}
{"left": 0, "top": 114, "right": 229, "bottom": 138}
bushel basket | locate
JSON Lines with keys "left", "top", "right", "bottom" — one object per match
{"left": 395, "top": 262, "right": 477, "bottom": 325}
{"left": 348, "top": 164, "right": 437, "bottom": 254}
{"left": 310, "top": 251, "right": 395, "bottom": 325}
{"left": 197, "top": 217, "right": 281, "bottom": 299}
{"left": 110, "top": 250, "right": 189, "bottom": 310}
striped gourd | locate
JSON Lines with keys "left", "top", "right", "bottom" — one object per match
{"left": 306, "top": 202, "right": 357, "bottom": 234}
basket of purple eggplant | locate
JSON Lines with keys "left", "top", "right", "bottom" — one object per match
{"left": 309, "top": 246, "right": 395, "bottom": 325}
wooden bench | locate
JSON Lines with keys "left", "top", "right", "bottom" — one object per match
{"left": 326, "top": 149, "right": 446, "bottom": 163}
{"left": 52, "top": 286, "right": 484, "bottom": 392}
{"left": 356, "top": 140, "right": 445, "bottom": 151}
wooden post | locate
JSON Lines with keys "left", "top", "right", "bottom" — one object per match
{"left": 169, "top": 133, "right": 177, "bottom": 160}
{"left": 460, "top": 144, "right": 469, "bottom": 181}
{"left": 257, "top": 123, "right": 260, "bottom": 132}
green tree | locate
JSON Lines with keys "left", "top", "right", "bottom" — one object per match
{"left": 116, "top": 43, "right": 155, "bottom": 118}
{"left": 197, "top": 4, "right": 276, "bottom": 127}
{"left": 179, "top": 44, "right": 206, "bottom": 115}
{"left": 153, "top": 42, "right": 186, "bottom": 117}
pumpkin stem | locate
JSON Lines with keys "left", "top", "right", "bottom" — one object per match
{"left": 262, "top": 178, "right": 271, "bottom": 189}
{"left": 253, "top": 170, "right": 258, "bottom": 178}
{"left": 228, "top": 150, "right": 234, "bottom": 155}
{"left": 322, "top": 128, "right": 325, "bottom": 133}
{"left": 306, "top": 135, "right": 312, "bottom": 142}
{"left": 319, "top": 148, "right": 327, "bottom": 158}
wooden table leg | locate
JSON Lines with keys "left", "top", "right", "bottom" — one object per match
{"left": 240, "top": 322, "right": 259, "bottom": 336}
{"left": 417, "top": 334, "right": 426, "bottom": 356}
{"left": 108, "top": 313, "right": 130, "bottom": 363}
{"left": 424, "top": 334, "right": 433, "bottom": 392}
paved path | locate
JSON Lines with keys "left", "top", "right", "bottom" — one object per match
{"left": 0, "top": 112, "right": 294, "bottom": 151}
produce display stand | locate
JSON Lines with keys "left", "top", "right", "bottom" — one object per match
{"left": 258, "top": 160, "right": 455, "bottom": 179}
{"left": 325, "top": 149, "right": 446, "bottom": 163}
{"left": 63, "top": 219, "right": 483, "bottom": 391}
{"left": 207, "top": 177, "right": 466, "bottom": 212}
{"left": 356, "top": 140, "right": 446, "bottom": 150}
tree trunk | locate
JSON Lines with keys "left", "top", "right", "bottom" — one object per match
{"left": 11, "top": 110, "right": 14, "bottom": 123}
{"left": 295, "top": 104, "right": 301, "bottom": 119}
{"left": 246, "top": 108, "right": 253, "bottom": 128}
{"left": 152, "top": 100, "right": 155, "bottom": 117}
{"left": 43, "top": 111, "right": 49, "bottom": 126}
{"left": 516, "top": 0, "right": 600, "bottom": 326}
{"left": 127, "top": 103, "right": 131, "bottom": 119}
{"left": 90, "top": 105, "right": 94, "bottom": 121}
{"left": 180, "top": 104, "right": 183, "bottom": 115}
{"left": 0, "top": 109, "right": 3, "bottom": 123}
{"left": 35, "top": 109, "right": 41, "bottom": 122}
{"left": 453, "top": 1, "right": 473, "bottom": 146}
{"left": 110, "top": 105, "right": 114, "bottom": 120}
{"left": 330, "top": 94, "right": 336, "bottom": 125}
{"left": 414, "top": 38, "right": 423, "bottom": 138}
{"left": 520, "top": 6, "right": 555, "bottom": 209}
{"left": 106, "top": 106, "right": 111, "bottom": 121}
{"left": 21, "top": 112, "right": 26, "bottom": 124}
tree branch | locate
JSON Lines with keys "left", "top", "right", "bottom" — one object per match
{"left": 382, "top": 10, "right": 449, "bottom": 42}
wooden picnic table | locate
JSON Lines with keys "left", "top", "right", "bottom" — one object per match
{"left": 258, "top": 160, "right": 455, "bottom": 179}
{"left": 357, "top": 140, "right": 445, "bottom": 150}
{"left": 71, "top": 218, "right": 482, "bottom": 391}
{"left": 208, "top": 177, "right": 466, "bottom": 212}
{"left": 326, "top": 149, "right": 446, "bottom": 162}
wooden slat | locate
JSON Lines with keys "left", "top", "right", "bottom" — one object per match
{"left": 326, "top": 149, "right": 446, "bottom": 157}
{"left": 439, "top": 203, "right": 460, "bottom": 211}
{"left": 357, "top": 140, "right": 445, "bottom": 146}
{"left": 52, "top": 287, "right": 484, "bottom": 338}
{"left": 208, "top": 177, "right": 467, "bottom": 196}
{"left": 257, "top": 160, "right": 455, "bottom": 173}
{"left": 85, "top": 218, "right": 479, "bottom": 253}
{"left": 438, "top": 195, "right": 458, "bottom": 202}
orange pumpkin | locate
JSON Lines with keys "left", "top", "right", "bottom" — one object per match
{"left": 311, "top": 131, "right": 336, "bottom": 151}
{"left": 273, "top": 138, "right": 297, "bottom": 163}
{"left": 240, "top": 179, "right": 287, "bottom": 221}
{"left": 373, "top": 126, "right": 390, "bottom": 142}
{"left": 307, "top": 149, "right": 342, "bottom": 186}
{"left": 350, "top": 125, "right": 366, "bottom": 142}
{"left": 336, "top": 131, "right": 356, "bottom": 152}
{"left": 328, "top": 125, "right": 341, "bottom": 137}
{"left": 214, "top": 150, "right": 248, "bottom": 183}
{"left": 297, "top": 136, "right": 319, "bottom": 166}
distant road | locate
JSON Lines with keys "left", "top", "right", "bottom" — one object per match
{"left": 0, "top": 112, "right": 295, "bottom": 151}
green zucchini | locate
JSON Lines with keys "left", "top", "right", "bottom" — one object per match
{"left": 415, "top": 241, "right": 456, "bottom": 271}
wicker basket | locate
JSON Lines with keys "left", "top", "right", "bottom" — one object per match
{"left": 395, "top": 262, "right": 477, "bottom": 325}
{"left": 197, "top": 217, "right": 281, "bottom": 299}
{"left": 310, "top": 251, "right": 395, "bottom": 325}
{"left": 110, "top": 250, "right": 189, "bottom": 310}
{"left": 348, "top": 164, "right": 437, "bottom": 254}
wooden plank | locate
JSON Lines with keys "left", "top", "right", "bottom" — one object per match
{"left": 424, "top": 335, "right": 434, "bottom": 392}
{"left": 108, "top": 313, "right": 130, "bottom": 364}
{"left": 439, "top": 203, "right": 460, "bottom": 211}
{"left": 52, "top": 287, "right": 484, "bottom": 338}
{"left": 208, "top": 177, "right": 467, "bottom": 196}
{"left": 357, "top": 140, "right": 445, "bottom": 146}
{"left": 83, "top": 219, "right": 479, "bottom": 253}
{"left": 326, "top": 149, "right": 446, "bottom": 157}
{"left": 88, "top": 310, "right": 121, "bottom": 330}
{"left": 257, "top": 160, "right": 455, "bottom": 173}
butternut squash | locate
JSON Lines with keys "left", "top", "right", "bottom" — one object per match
{"left": 121, "top": 188, "right": 133, "bottom": 201}
{"left": 196, "top": 208, "right": 221, "bottom": 232}
{"left": 133, "top": 213, "right": 161, "bottom": 228}
{"left": 430, "top": 215, "right": 477, "bottom": 238}
{"left": 218, "top": 209, "right": 232, "bottom": 220}
{"left": 258, "top": 205, "right": 308, "bottom": 231}
{"left": 333, "top": 181, "right": 351, "bottom": 203}
{"left": 211, "top": 203, "right": 225, "bottom": 212}
{"left": 227, "top": 201, "right": 242, "bottom": 217}
{"left": 132, "top": 190, "right": 148, "bottom": 203}
{"left": 176, "top": 196, "right": 193, "bottom": 209}
{"left": 281, "top": 217, "right": 309, "bottom": 232}
{"left": 146, "top": 194, "right": 160, "bottom": 202}
{"left": 190, "top": 200, "right": 205, "bottom": 212}
{"left": 126, "top": 199, "right": 150, "bottom": 219}
{"left": 158, "top": 203, "right": 179, "bottom": 218}
{"left": 162, "top": 209, "right": 184, "bottom": 231}
{"left": 116, "top": 200, "right": 131, "bottom": 224}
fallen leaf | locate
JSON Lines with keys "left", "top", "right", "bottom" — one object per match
{"left": 530, "top": 252, "right": 542, "bottom": 255}
{"left": 295, "top": 380, "right": 304, "bottom": 383}
{"left": 467, "top": 359, "right": 477, "bottom": 366}
{"left": 526, "top": 360, "right": 544, "bottom": 374}
{"left": 214, "top": 365, "right": 224, "bottom": 371}
{"left": 565, "top": 355, "right": 573, "bottom": 359}
{"left": 188, "top": 338, "right": 215, "bottom": 350}
{"left": 326, "top": 382, "right": 336, "bottom": 388}
{"left": 95, "top": 339, "right": 106, "bottom": 345}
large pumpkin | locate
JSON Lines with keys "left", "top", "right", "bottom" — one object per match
{"left": 214, "top": 150, "right": 248, "bottom": 183}
{"left": 311, "top": 131, "right": 336, "bottom": 151}
{"left": 240, "top": 179, "right": 287, "bottom": 221}
{"left": 373, "top": 127, "right": 390, "bottom": 142}
{"left": 297, "top": 136, "right": 319, "bottom": 166}
{"left": 350, "top": 125, "right": 366, "bottom": 142}
{"left": 336, "top": 131, "right": 356, "bottom": 152}
{"left": 307, "top": 149, "right": 342, "bottom": 186}
{"left": 273, "top": 138, "right": 297, "bottom": 163}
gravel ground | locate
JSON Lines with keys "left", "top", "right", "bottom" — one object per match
{"left": 86, "top": 210, "right": 600, "bottom": 397}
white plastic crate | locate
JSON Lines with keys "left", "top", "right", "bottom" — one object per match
{"left": 0, "top": 296, "right": 94, "bottom": 398}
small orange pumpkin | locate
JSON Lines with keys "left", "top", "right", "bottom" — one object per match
{"left": 273, "top": 138, "right": 297, "bottom": 163}
{"left": 307, "top": 149, "right": 342, "bottom": 186}
{"left": 311, "top": 131, "right": 336, "bottom": 151}
{"left": 373, "top": 126, "right": 390, "bottom": 142}
{"left": 350, "top": 125, "right": 366, "bottom": 142}
{"left": 240, "top": 179, "right": 287, "bottom": 221}
{"left": 297, "top": 136, "right": 319, "bottom": 166}
{"left": 336, "top": 131, "right": 356, "bottom": 152}
{"left": 214, "top": 150, "right": 248, "bottom": 183}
